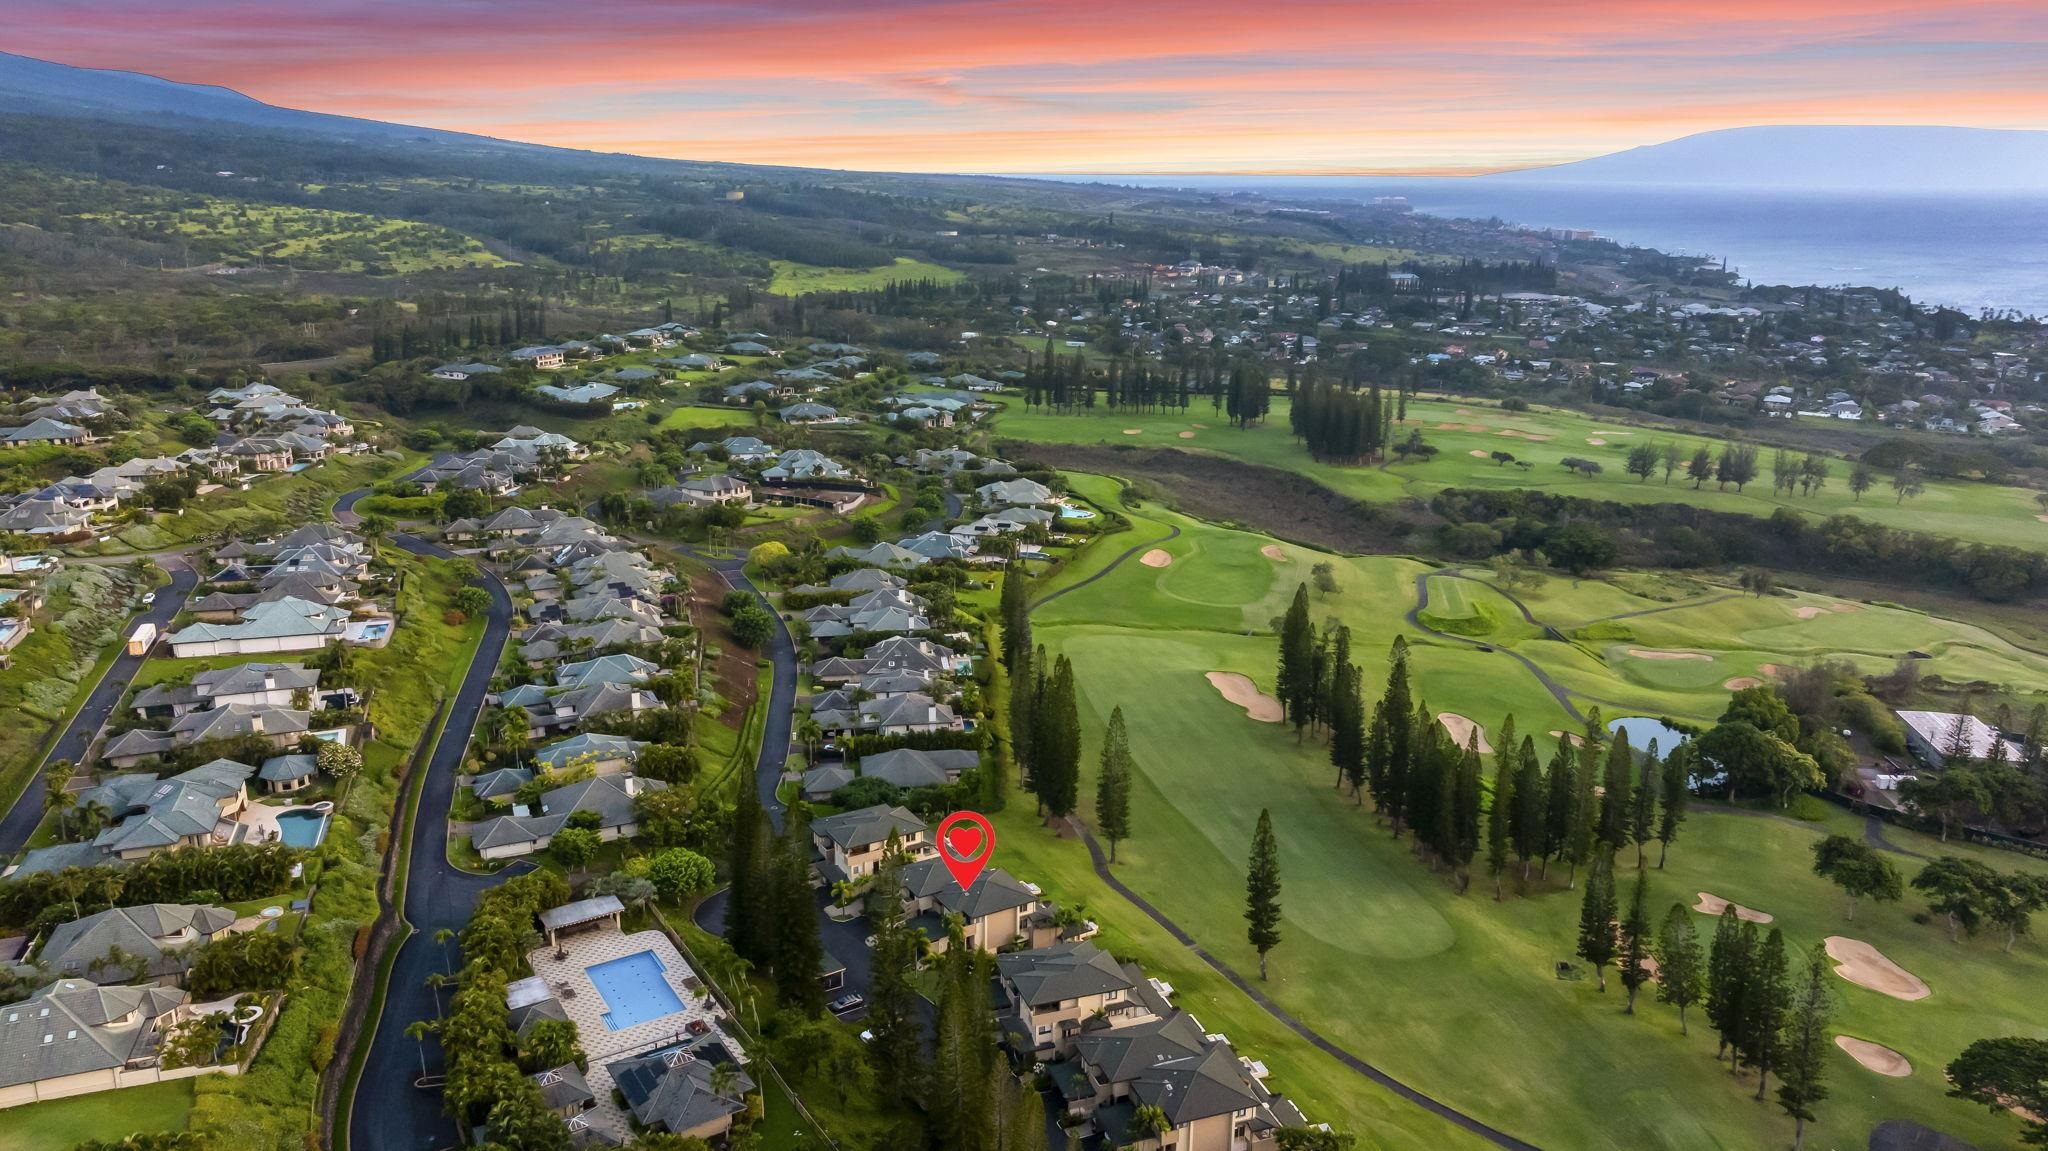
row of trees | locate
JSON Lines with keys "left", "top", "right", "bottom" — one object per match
{"left": 722, "top": 786, "right": 828, "bottom": 1016}
{"left": 1289, "top": 380, "right": 1393, "bottom": 463}
{"left": 0, "top": 843, "right": 300, "bottom": 932}
{"left": 1003, "top": 565, "right": 1084, "bottom": 821}
{"left": 1576, "top": 869, "right": 1837, "bottom": 1150}
{"left": 435, "top": 871, "right": 579, "bottom": 1151}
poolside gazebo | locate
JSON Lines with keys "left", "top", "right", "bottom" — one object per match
{"left": 538, "top": 895, "right": 625, "bottom": 949}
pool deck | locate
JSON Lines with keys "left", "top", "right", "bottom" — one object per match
{"left": 525, "top": 928, "right": 743, "bottom": 1141}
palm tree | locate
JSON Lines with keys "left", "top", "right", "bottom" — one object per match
{"left": 75, "top": 799, "right": 111, "bottom": 838}
{"left": 403, "top": 1019, "right": 435, "bottom": 1081}
{"left": 433, "top": 928, "right": 458, "bottom": 977}
{"left": 795, "top": 718, "right": 823, "bottom": 768}
{"left": 42, "top": 763, "right": 75, "bottom": 838}
{"left": 709, "top": 1061, "right": 741, "bottom": 1099}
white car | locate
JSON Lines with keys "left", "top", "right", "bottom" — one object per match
{"left": 140, "top": 592, "right": 156, "bottom": 605}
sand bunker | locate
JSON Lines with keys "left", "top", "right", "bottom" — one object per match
{"left": 2037, "top": 514, "right": 2048, "bottom": 524}
{"left": 1825, "top": 937, "right": 1929, "bottom": 1001}
{"left": 1495, "top": 429, "right": 1553, "bottom": 441}
{"left": 1830, "top": 602, "right": 1863, "bottom": 613}
{"left": 1208, "top": 672, "right": 1283, "bottom": 723}
{"left": 1469, "top": 449, "right": 1493, "bottom": 458}
{"left": 1455, "top": 407, "right": 1475, "bottom": 415}
{"left": 1836, "top": 1036, "right": 1912, "bottom": 1077}
{"left": 1694, "top": 892, "right": 1773, "bottom": 923}
{"left": 1628, "top": 648, "right": 1713, "bottom": 662}
{"left": 1177, "top": 431, "right": 1196, "bottom": 439}
{"left": 1260, "top": 545, "right": 1288, "bottom": 561}
{"left": 1756, "top": 664, "right": 1791, "bottom": 679}
{"left": 1796, "top": 602, "right": 1864, "bottom": 619}
{"left": 1437, "top": 713, "right": 1494, "bottom": 754}
{"left": 1436, "top": 422, "right": 1493, "bottom": 433}
{"left": 1547, "top": 730, "right": 1588, "bottom": 747}
{"left": 1795, "top": 606, "right": 1828, "bottom": 619}
{"left": 1139, "top": 549, "right": 1172, "bottom": 568}
{"left": 1586, "top": 437, "right": 1608, "bottom": 446}
{"left": 1122, "top": 428, "right": 1143, "bottom": 435}
{"left": 1722, "top": 676, "right": 1764, "bottom": 691}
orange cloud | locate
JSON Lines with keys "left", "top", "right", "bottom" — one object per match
{"left": 8, "top": 0, "right": 2046, "bottom": 172}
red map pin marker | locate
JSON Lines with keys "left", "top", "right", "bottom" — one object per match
{"left": 936, "top": 810, "right": 995, "bottom": 892}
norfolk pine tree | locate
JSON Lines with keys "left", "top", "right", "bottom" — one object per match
{"left": 1486, "top": 717, "right": 1519, "bottom": 900}
{"left": 1629, "top": 739, "right": 1659, "bottom": 868}
{"left": 1096, "top": 706, "right": 1134, "bottom": 863}
{"left": 1654, "top": 903, "right": 1706, "bottom": 1034}
{"left": 1451, "top": 732, "right": 1483, "bottom": 892}
{"left": 1567, "top": 722, "right": 1602, "bottom": 888}
{"left": 1381, "top": 641, "right": 1414, "bottom": 831}
{"left": 1276, "top": 584, "right": 1314, "bottom": 735}
{"left": 1576, "top": 854, "right": 1619, "bottom": 991}
{"left": 1246, "top": 809, "right": 1283, "bottom": 980}
{"left": 1777, "top": 948, "right": 1836, "bottom": 1151}
{"left": 1597, "top": 724, "right": 1635, "bottom": 856}
{"left": 1742, "top": 927, "right": 1793, "bottom": 1100}
{"left": 1656, "top": 742, "right": 1690, "bottom": 867}
{"left": 1619, "top": 869, "right": 1654, "bottom": 1013}
{"left": 1707, "top": 908, "right": 1753, "bottom": 1061}
{"left": 1330, "top": 659, "right": 1366, "bottom": 798}
{"left": 1510, "top": 735, "right": 1545, "bottom": 884}
{"left": 1541, "top": 738, "right": 1577, "bottom": 880}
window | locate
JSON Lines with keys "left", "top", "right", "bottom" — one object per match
{"left": 1036, "top": 1025, "right": 1051, "bottom": 1036}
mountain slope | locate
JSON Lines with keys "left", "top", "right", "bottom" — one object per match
{"left": 1493, "top": 125, "right": 2048, "bottom": 192}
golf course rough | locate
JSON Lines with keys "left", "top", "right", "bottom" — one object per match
{"left": 995, "top": 471, "right": 2048, "bottom": 1150}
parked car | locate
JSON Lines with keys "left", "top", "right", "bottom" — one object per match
{"left": 829, "top": 993, "right": 865, "bottom": 1015}
{"left": 140, "top": 591, "right": 156, "bottom": 605}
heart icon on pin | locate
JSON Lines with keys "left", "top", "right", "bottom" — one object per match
{"left": 936, "top": 811, "right": 995, "bottom": 892}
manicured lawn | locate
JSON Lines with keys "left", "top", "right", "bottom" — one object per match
{"left": 0, "top": 1077, "right": 196, "bottom": 1149}
{"left": 1000, "top": 484, "right": 2048, "bottom": 1150}
{"left": 994, "top": 395, "right": 2048, "bottom": 552}
{"left": 766, "top": 257, "right": 964, "bottom": 295}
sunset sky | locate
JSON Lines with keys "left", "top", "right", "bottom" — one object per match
{"left": 10, "top": 0, "right": 2047, "bottom": 174}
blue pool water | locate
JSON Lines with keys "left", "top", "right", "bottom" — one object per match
{"left": 358, "top": 622, "right": 391, "bottom": 640}
{"left": 1608, "top": 717, "right": 1688, "bottom": 753}
{"left": 274, "top": 810, "right": 328, "bottom": 848}
{"left": 587, "top": 951, "right": 684, "bottom": 1030}
{"left": 1057, "top": 506, "right": 1096, "bottom": 520}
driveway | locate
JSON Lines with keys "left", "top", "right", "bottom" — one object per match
{"left": 0, "top": 557, "right": 199, "bottom": 857}
{"left": 339, "top": 497, "right": 527, "bottom": 1151}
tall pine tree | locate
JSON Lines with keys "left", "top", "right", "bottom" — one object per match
{"left": 1655, "top": 902, "right": 1707, "bottom": 1034}
{"left": 1246, "top": 809, "right": 1283, "bottom": 980}
{"left": 1619, "top": 869, "right": 1654, "bottom": 1013}
{"left": 1776, "top": 949, "right": 1836, "bottom": 1151}
{"left": 1276, "top": 584, "right": 1315, "bottom": 736}
{"left": 1576, "top": 854, "right": 1619, "bottom": 991}
{"left": 1657, "top": 742, "right": 1690, "bottom": 867}
{"left": 724, "top": 785, "right": 769, "bottom": 965}
{"left": 1096, "top": 707, "right": 1134, "bottom": 862}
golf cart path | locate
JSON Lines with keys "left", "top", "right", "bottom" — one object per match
{"left": 1028, "top": 522, "right": 1182, "bottom": 612}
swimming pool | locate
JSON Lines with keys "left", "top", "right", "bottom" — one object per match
{"left": 1057, "top": 506, "right": 1096, "bottom": 520}
{"left": 274, "top": 810, "right": 329, "bottom": 849}
{"left": 587, "top": 950, "right": 685, "bottom": 1031}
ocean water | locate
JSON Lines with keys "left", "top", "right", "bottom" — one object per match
{"left": 1046, "top": 174, "right": 2048, "bottom": 317}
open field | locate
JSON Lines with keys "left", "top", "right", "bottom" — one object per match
{"left": 994, "top": 395, "right": 2048, "bottom": 552}
{"left": 766, "top": 257, "right": 964, "bottom": 295}
{"left": 997, "top": 475, "right": 2048, "bottom": 1149}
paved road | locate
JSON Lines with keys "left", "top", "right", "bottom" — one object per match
{"left": 675, "top": 545, "right": 797, "bottom": 833}
{"left": 0, "top": 557, "right": 199, "bottom": 857}
{"left": 337, "top": 493, "right": 527, "bottom": 1151}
